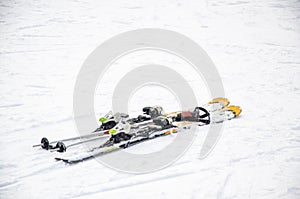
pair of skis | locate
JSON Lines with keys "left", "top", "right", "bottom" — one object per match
{"left": 33, "top": 98, "right": 241, "bottom": 164}
{"left": 54, "top": 98, "right": 241, "bottom": 164}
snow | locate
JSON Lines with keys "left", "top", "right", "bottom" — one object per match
{"left": 1, "top": 0, "right": 300, "bottom": 198}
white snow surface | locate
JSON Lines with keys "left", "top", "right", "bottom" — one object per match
{"left": 1, "top": 0, "right": 300, "bottom": 198}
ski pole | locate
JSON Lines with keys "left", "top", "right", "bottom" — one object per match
{"left": 32, "top": 129, "right": 109, "bottom": 148}
{"left": 49, "top": 134, "right": 111, "bottom": 153}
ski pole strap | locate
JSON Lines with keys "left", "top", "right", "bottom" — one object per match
{"left": 194, "top": 107, "right": 210, "bottom": 124}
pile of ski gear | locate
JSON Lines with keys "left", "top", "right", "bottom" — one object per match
{"left": 33, "top": 98, "right": 241, "bottom": 164}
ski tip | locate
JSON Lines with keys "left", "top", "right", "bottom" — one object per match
{"left": 55, "top": 157, "right": 64, "bottom": 161}
{"left": 55, "top": 157, "right": 70, "bottom": 163}
{"left": 55, "top": 157, "right": 85, "bottom": 164}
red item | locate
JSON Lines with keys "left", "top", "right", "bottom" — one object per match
{"left": 181, "top": 111, "right": 193, "bottom": 119}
